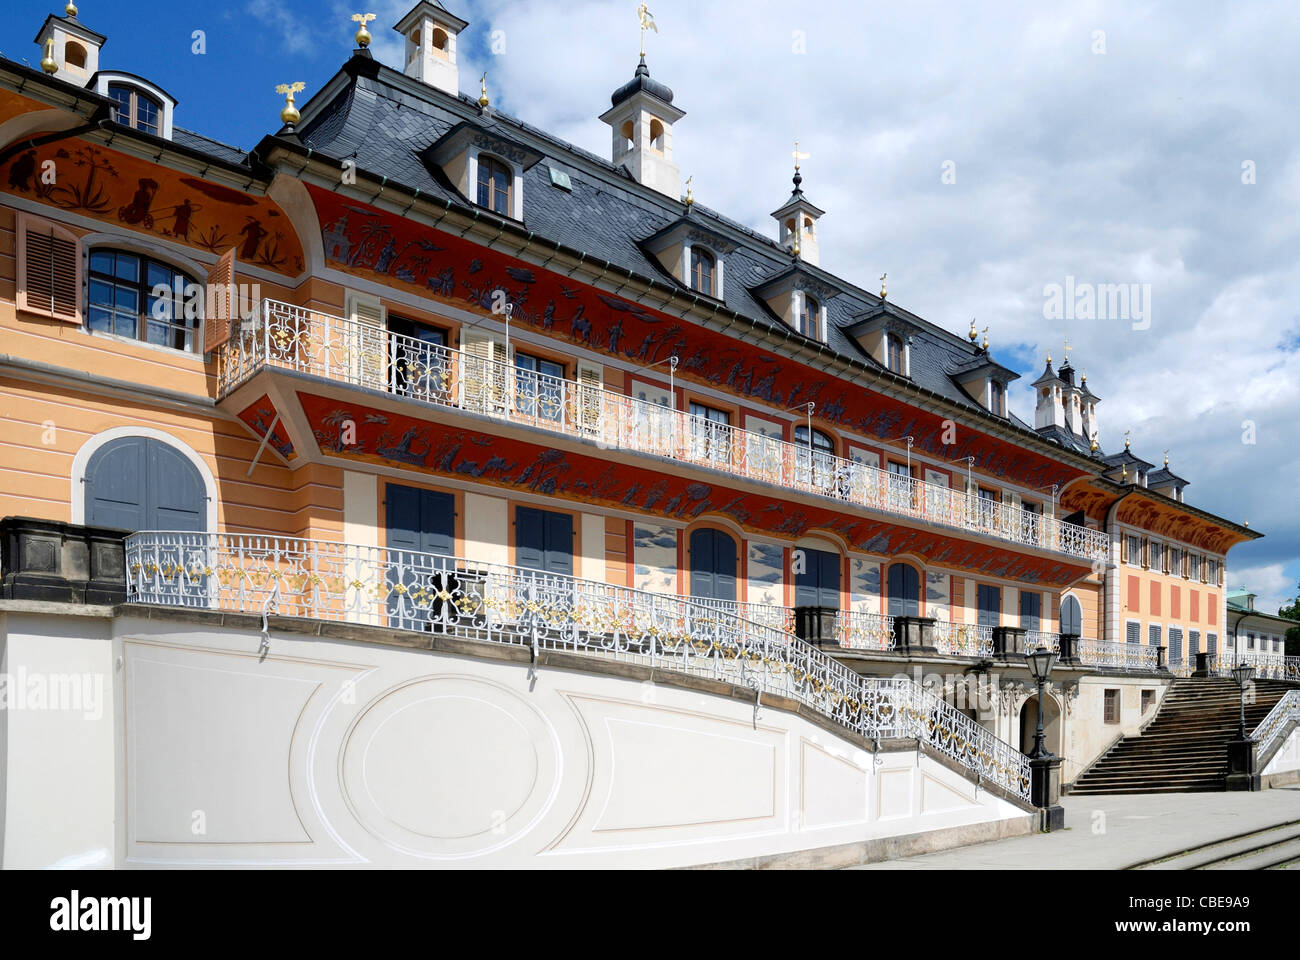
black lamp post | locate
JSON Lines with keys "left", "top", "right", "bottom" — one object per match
{"left": 1025, "top": 647, "right": 1058, "bottom": 759}
{"left": 1232, "top": 662, "right": 1254, "bottom": 740}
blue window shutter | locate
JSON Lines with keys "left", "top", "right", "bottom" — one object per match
{"left": 150, "top": 442, "right": 205, "bottom": 531}
{"left": 1020, "top": 591, "right": 1041, "bottom": 631}
{"left": 86, "top": 437, "right": 206, "bottom": 533}
{"left": 385, "top": 483, "right": 422, "bottom": 552}
{"left": 977, "top": 584, "right": 1001, "bottom": 628}
{"left": 886, "top": 563, "right": 918, "bottom": 618}
{"left": 818, "top": 550, "right": 840, "bottom": 608}
{"left": 420, "top": 490, "right": 455, "bottom": 556}
{"left": 515, "top": 507, "right": 545, "bottom": 572}
{"left": 1061, "top": 596, "right": 1082, "bottom": 635}
{"left": 543, "top": 510, "right": 573, "bottom": 576}
{"left": 689, "top": 529, "right": 715, "bottom": 600}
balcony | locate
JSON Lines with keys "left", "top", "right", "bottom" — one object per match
{"left": 122, "top": 531, "right": 1033, "bottom": 801}
{"left": 218, "top": 300, "right": 1110, "bottom": 564}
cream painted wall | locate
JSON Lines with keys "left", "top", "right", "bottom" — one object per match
{"left": 1263, "top": 726, "right": 1300, "bottom": 778}
{"left": 579, "top": 513, "right": 605, "bottom": 582}
{"left": 463, "top": 492, "right": 508, "bottom": 567}
{"left": 1063, "top": 676, "right": 1171, "bottom": 783}
{"left": 342, "top": 471, "right": 379, "bottom": 548}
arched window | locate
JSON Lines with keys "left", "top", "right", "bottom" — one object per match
{"left": 65, "top": 41, "right": 87, "bottom": 70}
{"left": 800, "top": 294, "right": 820, "bottom": 338}
{"left": 108, "top": 83, "right": 161, "bottom": 135}
{"left": 990, "top": 379, "right": 1007, "bottom": 416}
{"left": 691, "top": 247, "right": 716, "bottom": 296}
{"left": 431, "top": 27, "right": 449, "bottom": 52}
{"left": 1060, "top": 595, "right": 1082, "bottom": 636}
{"left": 476, "top": 155, "right": 512, "bottom": 216}
{"left": 885, "top": 333, "right": 904, "bottom": 374}
{"left": 887, "top": 563, "right": 920, "bottom": 617}
{"left": 88, "top": 248, "right": 200, "bottom": 351}
{"left": 85, "top": 435, "right": 206, "bottom": 532}
{"left": 793, "top": 425, "right": 834, "bottom": 454}
{"left": 688, "top": 528, "right": 737, "bottom": 603}
{"left": 620, "top": 119, "right": 635, "bottom": 152}
{"left": 649, "top": 118, "right": 665, "bottom": 152}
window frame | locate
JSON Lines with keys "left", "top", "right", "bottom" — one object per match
{"left": 15, "top": 212, "right": 83, "bottom": 323}
{"left": 86, "top": 246, "right": 201, "bottom": 353}
{"left": 476, "top": 154, "right": 513, "bottom": 217}
{"left": 690, "top": 246, "right": 717, "bottom": 298}
{"left": 107, "top": 82, "right": 163, "bottom": 136}
{"left": 1103, "top": 688, "right": 1121, "bottom": 724}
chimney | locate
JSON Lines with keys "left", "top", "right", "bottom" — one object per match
{"left": 393, "top": 1, "right": 468, "bottom": 97}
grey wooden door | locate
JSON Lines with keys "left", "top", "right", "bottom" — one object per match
{"left": 85, "top": 436, "right": 206, "bottom": 532}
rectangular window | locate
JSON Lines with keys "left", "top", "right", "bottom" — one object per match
{"left": 1126, "top": 621, "right": 1141, "bottom": 644}
{"left": 1189, "top": 629, "right": 1201, "bottom": 655}
{"left": 1189, "top": 555, "right": 1201, "bottom": 581}
{"left": 1127, "top": 534, "right": 1141, "bottom": 566}
{"left": 1150, "top": 540, "right": 1163, "bottom": 572}
{"left": 1149, "top": 624, "right": 1162, "bottom": 647}
{"left": 1104, "top": 689, "right": 1120, "bottom": 724}
{"left": 1141, "top": 690, "right": 1156, "bottom": 713}
{"left": 1020, "top": 591, "right": 1042, "bottom": 632}
{"left": 688, "top": 401, "right": 731, "bottom": 464}
{"left": 88, "top": 249, "right": 198, "bottom": 351}
{"left": 1168, "top": 546, "right": 1182, "bottom": 576}
{"left": 514, "top": 353, "right": 565, "bottom": 421}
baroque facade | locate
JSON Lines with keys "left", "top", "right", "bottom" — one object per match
{"left": 0, "top": 4, "right": 1286, "bottom": 866}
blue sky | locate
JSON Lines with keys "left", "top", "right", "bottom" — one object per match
{"left": 15, "top": 0, "right": 1300, "bottom": 613}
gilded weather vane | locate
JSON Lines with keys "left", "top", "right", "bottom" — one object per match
{"left": 793, "top": 139, "right": 810, "bottom": 172}
{"left": 351, "top": 12, "right": 376, "bottom": 48}
{"left": 276, "top": 81, "right": 306, "bottom": 126}
{"left": 638, "top": 4, "right": 658, "bottom": 56}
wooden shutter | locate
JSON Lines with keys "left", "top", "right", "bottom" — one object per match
{"left": 17, "top": 213, "right": 80, "bottom": 323}
{"left": 203, "top": 247, "right": 236, "bottom": 352}
{"left": 576, "top": 361, "right": 603, "bottom": 435}
{"left": 1141, "top": 536, "right": 1149, "bottom": 568}
{"left": 1121, "top": 534, "right": 1129, "bottom": 563}
{"left": 459, "top": 330, "right": 506, "bottom": 413}
{"left": 346, "top": 292, "right": 386, "bottom": 388}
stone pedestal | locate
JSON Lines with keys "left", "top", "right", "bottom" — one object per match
{"left": 1058, "top": 633, "right": 1082, "bottom": 665}
{"left": 793, "top": 606, "right": 838, "bottom": 647}
{"left": 1192, "top": 651, "right": 1211, "bottom": 678}
{"left": 993, "top": 626, "right": 1027, "bottom": 656}
{"left": 0, "top": 516, "right": 129, "bottom": 605}
{"left": 1156, "top": 645, "right": 1168, "bottom": 671}
{"left": 1225, "top": 737, "right": 1261, "bottom": 792}
{"left": 1030, "top": 754, "right": 1065, "bottom": 831}
{"left": 894, "top": 615, "right": 936, "bottom": 653}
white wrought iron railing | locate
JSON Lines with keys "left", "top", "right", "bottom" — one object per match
{"left": 123, "top": 531, "right": 1033, "bottom": 801}
{"left": 835, "top": 610, "right": 897, "bottom": 651}
{"left": 1251, "top": 690, "right": 1300, "bottom": 759}
{"left": 218, "top": 300, "right": 1109, "bottom": 563}
{"left": 932, "top": 621, "right": 995, "bottom": 657}
{"left": 1078, "top": 639, "right": 1162, "bottom": 673}
{"left": 690, "top": 597, "right": 795, "bottom": 635}
{"left": 1023, "top": 631, "right": 1060, "bottom": 653}
{"left": 1209, "top": 650, "right": 1300, "bottom": 683}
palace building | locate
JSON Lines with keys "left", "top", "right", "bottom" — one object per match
{"left": 0, "top": 4, "right": 1294, "bottom": 868}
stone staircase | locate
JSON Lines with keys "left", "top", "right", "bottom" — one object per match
{"left": 1068, "top": 678, "right": 1295, "bottom": 795}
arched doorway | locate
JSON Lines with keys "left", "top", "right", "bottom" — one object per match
{"left": 1019, "top": 694, "right": 1062, "bottom": 755}
{"left": 886, "top": 562, "right": 920, "bottom": 617}
{"left": 688, "top": 528, "right": 737, "bottom": 603}
{"left": 84, "top": 435, "right": 207, "bottom": 532}
{"left": 1060, "top": 594, "right": 1082, "bottom": 635}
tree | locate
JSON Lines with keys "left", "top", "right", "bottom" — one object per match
{"left": 1280, "top": 582, "right": 1300, "bottom": 656}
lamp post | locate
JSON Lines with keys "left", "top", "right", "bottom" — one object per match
{"left": 1025, "top": 647, "right": 1057, "bottom": 759}
{"left": 1233, "top": 662, "right": 1254, "bottom": 740}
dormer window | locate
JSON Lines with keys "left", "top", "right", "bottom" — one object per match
{"left": 990, "top": 379, "right": 1007, "bottom": 417}
{"left": 477, "top": 155, "right": 512, "bottom": 216}
{"left": 691, "top": 247, "right": 716, "bottom": 296}
{"left": 108, "top": 83, "right": 161, "bottom": 135}
{"left": 885, "top": 333, "right": 905, "bottom": 374}
{"left": 800, "top": 294, "right": 820, "bottom": 338}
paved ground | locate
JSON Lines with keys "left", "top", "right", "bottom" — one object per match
{"left": 852, "top": 787, "right": 1300, "bottom": 869}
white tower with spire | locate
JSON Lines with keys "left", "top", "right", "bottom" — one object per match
{"left": 393, "top": 2, "right": 468, "bottom": 97}
{"left": 771, "top": 146, "right": 825, "bottom": 265}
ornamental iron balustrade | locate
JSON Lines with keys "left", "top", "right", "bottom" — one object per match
{"left": 690, "top": 597, "right": 796, "bottom": 635}
{"left": 835, "top": 610, "right": 897, "bottom": 650}
{"left": 218, "top": 300, "right": 1109, "bottom": 563}
{"left": 1081, "top": 639, "right": 1162, "bottom": 673}
{"left": 1205, "top": 651, "right": 1300, "bottom": 683}
{"left": 1024, "top": 631, "right": 1061, "bottom": 653}
{"left": 124, "top": 531, "right": 1032, "bottom": 800}
{"left": 1251, "top": 690, "right": 1300, "bottom": 759}
{"left": 932, "top": 621, "right": 995, "bottom": 657}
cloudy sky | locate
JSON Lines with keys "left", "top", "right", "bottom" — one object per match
{"left": 26, "top": 0, "right": 1299, "bottom": 612}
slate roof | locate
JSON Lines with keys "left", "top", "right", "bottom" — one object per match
{"left": 172, "top": 127, "right": 247, "bottom": 165}
{"left": 290, "top": 56, "right": 1072, "bottom": 443}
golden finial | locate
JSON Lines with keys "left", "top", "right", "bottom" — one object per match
{"left": 1244, "top": 519, "right": 1250, "bottom": 528}
{"left": 793, "top": 139, "right": 811, "bottom": 173}
{"left": 1124, "top": 429, "right": 1131, "bottom": 450}
{"left": 1121, "top": 463, "right": 1128, "bottom": 482}
{"left": 1163, "top": 449, "right": 1170, "bottom": 468}
{"left": 684, "top": 175, "right": 694, "bottom": 207}
{"left": 351, "top": 12, "right": 376, "bottom": 48}
{"left": 968, "top": 318, "right": 978, "bottom": 342}
{"left": 478, "top": 72, "right": 490, "bottom": 108}
{"left": 65, "top": 1, "right": 78, "bottom": 17}
{"left": 879, "top": 273, "right": 886, "bottom": 299}
{"left": 982, "top": 326, "right": 989, "bottom": 350}
{"left": 1046, "top": 350, "right": 1052, "bottom": 364}
{"left": 41, "top": 37, "right": 57, "bottom": 74}
{"left": 1090, "top": 435, "right": 1099, "bottom": 453}
{"left": 793, "top": 233, "right": 801, "bottom": 258}
{"left": 638, "top": 4, "right": 659, "bottom": 57}
{"left": 1081, "top": 368, "right": 1087, "bottom": 384}
{"left": 276, "top": 82, "right": 306, "bottom": 126}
